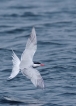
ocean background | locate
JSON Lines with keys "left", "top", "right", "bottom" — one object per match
{"left": 0, "top": 0, "right": 76, "bottom": 106}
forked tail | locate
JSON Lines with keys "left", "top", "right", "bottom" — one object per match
{"left": 8, "top": 50, "right": 20, "bottom": 80}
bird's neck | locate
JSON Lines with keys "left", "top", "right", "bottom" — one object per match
{"left": 32, "top": 64, "right": 40, "bottom": 68}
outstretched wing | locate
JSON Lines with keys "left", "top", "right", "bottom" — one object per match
{"left": 26, "top": 27, "right": 37, "bottom": 55}
{"left": 23, "top": 27, "right": 37, "bottom": 59}
{"left": 8, "top": 51, "right": 20, "bottom": 80}
{"left": 20, "top": 27, "right": 37, "bottom": 70}
{"left": 21, "top": 67, "right": 44, "bottom": 89}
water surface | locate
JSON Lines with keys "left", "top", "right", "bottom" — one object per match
{"left": 0, "top": 0, "right": 76, "bottom": 106}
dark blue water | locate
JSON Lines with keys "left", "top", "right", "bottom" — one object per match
{"left": 0, "top": 0, "right": 76, "bottom": 106}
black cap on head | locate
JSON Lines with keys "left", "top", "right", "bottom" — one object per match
{"left": 34, "top": 61, "right": 41, "bottom": 64}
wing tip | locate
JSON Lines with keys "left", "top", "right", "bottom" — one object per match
{"left": 7, "top": 76, "right": 12, "bottom": 80}
{"left": 39, "top": 82, "right": 45, "bottom": 89}
{"left": 32, "top": 27, "right": 36, "bottom": 34}
{"left": 32, "top": 26, "right": 35, "bottom": 30}
{"left": 11, "top": 48, "right": 14, "bottom": 53}
{"left": 37, "top": 78, "right": 45, "bottom": 89}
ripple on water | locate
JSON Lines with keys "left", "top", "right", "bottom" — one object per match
{"left": 0, "top": 0, "right": 76, "bottom": 106}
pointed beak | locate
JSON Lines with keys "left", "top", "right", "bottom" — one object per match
{"left": 40, "top": 64, "right": 44, "bottom": 66}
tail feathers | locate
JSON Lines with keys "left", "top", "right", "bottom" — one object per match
{"left": 8, "top": 51, "right": 20, "bottom": 80}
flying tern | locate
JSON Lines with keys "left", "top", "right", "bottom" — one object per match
{"left": 8, "top": 27, "right": 44, "bottom": 89}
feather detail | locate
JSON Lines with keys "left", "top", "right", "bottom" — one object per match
{"left": 8, "top": 51, "right": 20, "bottom": 80}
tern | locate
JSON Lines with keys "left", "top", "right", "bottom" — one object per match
{"left": 8, "top": 27, "right": 44, "bottom": 89}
